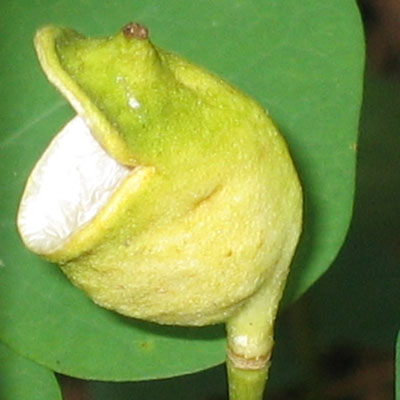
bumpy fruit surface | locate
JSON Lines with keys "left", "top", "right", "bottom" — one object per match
{"left": 18, "top": 22, "right": 302, "bottom": 400}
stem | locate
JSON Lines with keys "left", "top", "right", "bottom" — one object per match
{"left": 225, "top": 272, "right": 287, "bottom": 400}
{"left": 227, "top": 358, "right": 269, "bottom": 400}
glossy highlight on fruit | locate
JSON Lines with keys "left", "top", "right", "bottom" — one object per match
{"left": 17, "top": 22, "right": 302, "bottom": 400}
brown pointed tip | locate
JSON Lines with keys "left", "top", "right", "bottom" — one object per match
{"left": 122, "top": 22, "right": 149, "bottom": 40}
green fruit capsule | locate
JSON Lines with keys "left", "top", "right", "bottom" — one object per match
{"left": 17, "top": 22, "right": 302, "bottom": 400}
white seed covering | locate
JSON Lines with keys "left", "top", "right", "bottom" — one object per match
{"left": 17, "top": 116, "right": 131, "bottom": 254}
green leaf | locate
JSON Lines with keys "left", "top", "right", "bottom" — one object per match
{"left": 0, "top": 0, "right": 364, "bottom": 381}
{"left": 0, "top": 341, "right": 62, "bottom": 400}
{"left": 294, "top": 71, "right": 400, "bottom": 350}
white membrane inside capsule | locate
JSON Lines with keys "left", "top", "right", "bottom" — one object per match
{"left": 17, "top": 115, "right": 131, "bottom": 254}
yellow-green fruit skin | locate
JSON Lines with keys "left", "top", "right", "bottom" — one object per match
{"left": 33, "top": 26, "right": 302, "bottom": 326}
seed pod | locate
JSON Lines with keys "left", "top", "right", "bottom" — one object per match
{"left": 17, "top": 23, "right": 302, "bottom": 399}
